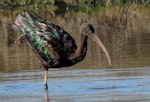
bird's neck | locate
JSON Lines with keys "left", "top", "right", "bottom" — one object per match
{"left": 69, "top": 34, "right": 88, "bottom": 64}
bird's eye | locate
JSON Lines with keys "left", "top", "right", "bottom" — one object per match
{"left": 89, "top": 30, "right": 94, "bottom": 35}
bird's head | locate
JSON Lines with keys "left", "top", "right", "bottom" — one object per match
{"left": 80, "top": 23, "right": 95, "bottom": 36}
{"left": 80, "top": 23, "right": 111, "bottom": 64}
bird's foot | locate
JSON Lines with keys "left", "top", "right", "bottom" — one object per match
{"left": 44, "top": 83, "right": 48, "bottom": 90}
{"left": 15, "top": 34, "right": 25, "bottom": 47}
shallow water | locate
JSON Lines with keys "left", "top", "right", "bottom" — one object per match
{"left": 0, "top": 5, "right": 150, "bottom": 102}
{"left": 0, "top": 67, "right": 150, "bottom": 102}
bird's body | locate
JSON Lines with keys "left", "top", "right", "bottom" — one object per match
{"left": 13, "top": 11, "right": 111, "bottom": 90}
{"left": 13, "top": 11, "right": 88, "bottom": 69}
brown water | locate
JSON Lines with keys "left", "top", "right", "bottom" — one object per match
{"left": 0, "top": 7, "right": 150, "bottom": 102}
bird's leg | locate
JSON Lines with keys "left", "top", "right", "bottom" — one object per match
{"left": 44, "top": 88, "right": 50, "bottom": 102}
{"left": 15, "top": 34, "right": 25, "bottom": 47}
{"left": 44, "top": 69, "right": 48, "bottom": 90}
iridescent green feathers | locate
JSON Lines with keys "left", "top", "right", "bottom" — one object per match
{"left": 13, "top": 11, "right": 77, "bottom": 67}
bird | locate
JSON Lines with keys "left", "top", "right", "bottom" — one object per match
{"left": 13, "top": 11, "right": 111, "bottom": 90}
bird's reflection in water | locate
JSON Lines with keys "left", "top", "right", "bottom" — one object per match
{"left": 44, "top": 90, "right": 50, "bottom": 102}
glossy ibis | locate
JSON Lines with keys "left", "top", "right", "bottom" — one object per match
{"left": 13, "top": 11, "right": 111, "bottom": 90}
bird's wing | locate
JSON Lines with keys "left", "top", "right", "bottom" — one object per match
{"left": 13, "top": 11, "right": 77, "bottom": 67}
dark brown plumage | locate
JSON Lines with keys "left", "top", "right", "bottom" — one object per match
{"left": 13, "top": 11, "right": 111, "bottom": 90}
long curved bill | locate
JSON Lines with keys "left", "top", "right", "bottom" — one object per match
{"left": 91, "top": 34, "right": 111, "bottom": 64}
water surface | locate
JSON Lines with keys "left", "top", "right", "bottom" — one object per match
{"left": 0, "top": 5, "right": 150, "bottom": 102}
{"left": 0, "top": 68, "right": 150, "bottom": 102}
